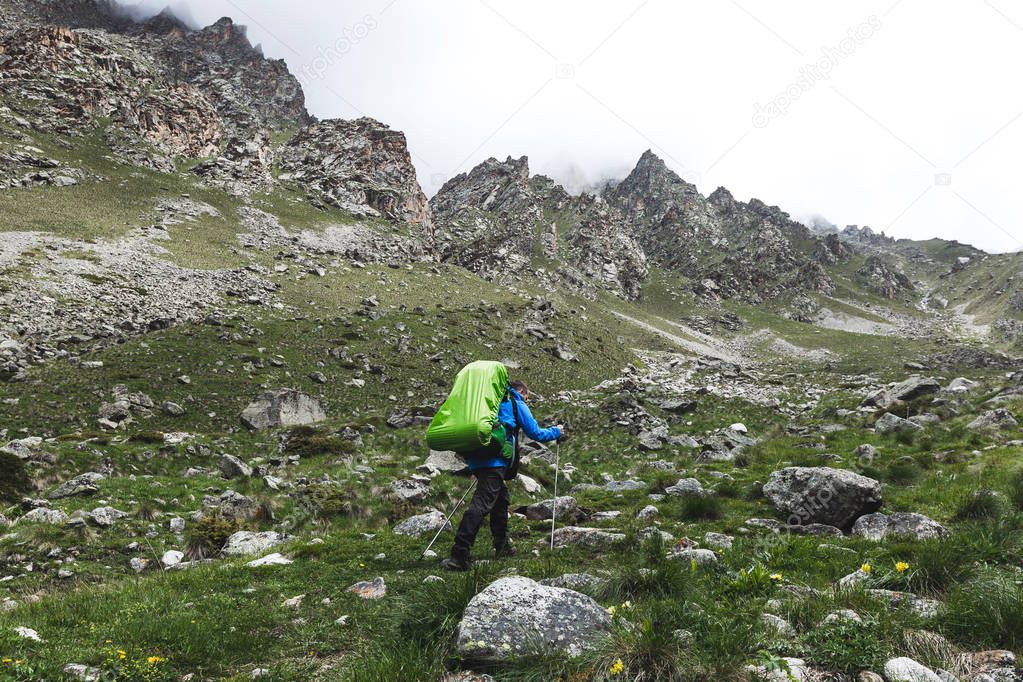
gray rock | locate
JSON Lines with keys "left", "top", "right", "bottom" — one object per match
{"left": 882, "top": 657, "right": 943, "bottom": 682}
{"left": 670, "top": 548, "right": 718, "bottom": 566}
{"left": 162, "top": 401, "right": 185, "bottom": 416}
{"left": 222, "top": 531, "right": 287, "bottom": 556}
{"left": 664, "top": 477, "right": 706, "bottom": 497}
{"left": 390, "top": 478, "right": 430, "bottom": 503}
{"left": 549, "top": 526, "right": 625, "bottom": 549}
{"left": 525, "top": 496, "right": 576, "bottom": 521}
{"left": 946, "top": 377, "right": 977, "bottom": 392}
{"left": 417, "top": 450, "right": 467, "bottom": 476}
{"left": 347, "top": 576, "right": 386, "bottom": 599}
{"left": 604, "top": 479, "right": 647, "bottom": 492}
{"left": 456, "top": 576, "right": 611, "bottom": 660}
{"left": 88, "top": 506, "right": 127, "bottom": 527}
{"left": 160, "top": 550, "right": 184, "bottom": 568}
{"left": 763, "top": 466, "right": 882, "bottom": 529}
{"left": 852, "top": 512, "right": 949, "bottom": 541}
{"left": 875, "top": 412, "right": 923, "bottom": 435}
{"left": 63, "top": 664, "right": 100, "bottom": 681}
{"left": 17, "top": 507, "right": 69, "bottom": 525}
{"left": 240, "top": 389, "right": 326, "bottom": 429}
{"left": 218, "top": 454, "right": 252, "bottom": 479}
{"left": 867, "top": 590, "right": 941, "bottom": 619}
{"left": 703, "top": 532, "right": 734, "bottom": 549}
{"left": 966, "top": 408, "right": 1018, "bottom": 432}
{"left": 747, "top": 657, "right": 811, "bottom": 681}
{"left": 393, "top": 510, "right": 451, "bottom": 538}
{"left": 48, "top": 472, "right": 104, "bottom": 499}
{"left": 636, "top": 504, "right": 659, "bottom": 519}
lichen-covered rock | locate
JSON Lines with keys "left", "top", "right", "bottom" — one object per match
{"left": 875, "top": 412, "right": 923, "bottom": 435}
{"left": 966, "top": 408, "right": 1018, "bottom": 432}
{"left": 882, "top": 657, "right": 942, "bottom": 682}
{"left": 240, "top": 389, "right": 325, "bottom": 429}
{"left": 525, "top": 496, "right": 577, "bottom": 521}
{"left": 763, "top": 466, "right": 882, "bottom": 529}
{"left": 221, "top": 530, "right": 287, "bottom": 556}
{"left": 548, "top": 526, "right": 625, "bottom": 549}
{"left": 456, "top": 576, "right": 611, "bottom": 660}
{"left": 392, "top": 510, "right": 451, "bottom": 538}
{"left": 194, "top": 127, "right": 274, "bottom": 195}
{"left": 852, "top": 512, "right": 949, "bottom": 541}
{"left": 48, "top": 472, "right": 104, "bottom": 499}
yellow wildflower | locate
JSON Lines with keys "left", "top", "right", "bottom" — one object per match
{"left": 146, "top": 656, "right": 164, "bottom": 664}
{"left": 607, "top": 605, "right": 617, "bottom": 616}
{"left": 117, "top": 650, "right": 127, "bottom": 660}
{"left": 895, "top": 561, "right": 910, "bottom": 573}
{"left": 2, "top": 658, "right": 11, "bottom": 664}
{"left": 610, "top": 658, "right": 624, "bottom": 676}
{"left": 860, "top": 563, "right": 872, "bottom": 574}
{"left": 622, "top": 600, "right": 632, "bottom": 609}
{"left": 769, "top": 573, "right": 782, "bottom": 581}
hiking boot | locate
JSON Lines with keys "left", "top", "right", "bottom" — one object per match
{"left": 494, "top": 543, "right": 517, "bottom": 558}
{"left": 441, "top": 556, "right": 470, "bottom": 572}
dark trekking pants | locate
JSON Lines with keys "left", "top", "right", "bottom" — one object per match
{"left": 450, "top": 467, "right": 509, "bottom": 562}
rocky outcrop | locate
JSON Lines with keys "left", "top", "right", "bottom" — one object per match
{"left": 0, "top": 26, "right": 223, "bottom": 161}
{"left": 851, "top": 512, "right": 949, "bottom": 541}
{"left": 456, "top": 576, "right": 611, "bottom": 660}
{"left": 193, "top": 126, "right": 273, "bottom": 195}
{"left": 855, "top": 255, "right": 914, "bottom": 299}
{"left": 605, "top": 151, "right": 833, "bottom": 302}
{"left": 431, "top": 156, "right": 647, "bottom": 299}
{"left": 763, "top": 466, "right": 882, "bottom": 529}
{"left": 279, "top": 118, "right": 433, "bottom": 237}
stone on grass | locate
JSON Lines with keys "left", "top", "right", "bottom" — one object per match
{"left": 221, "top": 531, "right": 287, "bottom": 556}
{"left": 852, "top": 512, "right": 949, "bottom": 541}
{"left": 636, "top": 504, "right": 659, "bottom": 519}
{"left": 390, "top": 478, "right": 429, "bottom": 503}
{"left": 63, "top": 664, "right": 101, "bottom": 681}
{"left": 88, "top": 506, "right": 127, "bottom": 528}
{"left": 240, "top": 389, "right": 325, "bottom": 429}
{"left": 882, "top": 657, "right": 943, "bottom": 682}
{"left": 703, "top": 532, "right": 734, "bottom": 550}
{"left": 218, "top": 454, "right": 252, "bottom": 479}
{"left": 760, "top": 613, "right": 796, "bottom": 637}
{"left": 665, "top": 477, "right": 705, "bottom": 497}
{"left": 763, "top": 466, "right": 882, "bottom": 529}
{"left": 417, "top": 450, "right": 467, "bottom": 476}
{"left": 48, "top": 472, "right": 103, "bottom": 499}
{"left": 875, "top": 413, "right": 923, "bottom": 435}
{"left": 747, "top": 657, "right": 810, "bottom": 681}
{"left": 867, "top": 590, "right": 941, "bottom": 619}
{"left": 15, "top": 626, "right": 43, "bottom": 642}
{"left": 17, "top": 507, "right": 69, "bottom": 526}
{"left": 393, "top": 510, "right": 451, "bottom": 538}
{"left": 161, "top": 550, "right": 184, "bottom": 568}
{"left": 247, "top": 553, "right": 293, "bottom": 567}
{"left": 456, "top": 576, "right": 611, "bottom": 661}
{"left": 670, "top": 548, "right": 718, "bottom": 566}
{"left": 966, "top": 408, "right": 1018, "bottom": 432}
{"left": 525, "top": 496, "right": 576, "bottom": 521}
{"left": 347, "top": 576, "right": 386, "bottom": 599}
{"left": 549, "top": 526, "right": 625, "bottom": 549}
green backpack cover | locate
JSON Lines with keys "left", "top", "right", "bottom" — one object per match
{"left": 426, "top": 361, "right": 509, "bottom": 454}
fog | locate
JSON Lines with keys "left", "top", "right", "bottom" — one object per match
{"left": 119, "top": 0, "right": 1023, "bottom": 252}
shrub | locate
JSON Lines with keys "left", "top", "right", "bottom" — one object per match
{"left": 953, "top": 490, "right": 1009, "bottom": 521}
{"left": 0, "top": 451, "right": 32, "bottom": 504}
{"left": 1007, "top": 467, "right": 1023, "bottom": 511}
{"left": 886, "top": 458, "right": 922, "bottom": 485}
{"left": 283, "top": 426, "right": 351, "bottom": 458}
{"left": 185, "top": 514, "right": 239, "bottom": 560}
{"left": 128, "top": 431, "right": 165, "bottom": 444}
{"left": 941, "top": 569, "right": 1023, "bottom": 650}
{"left": 678, "top": 494, "right": 723, "bottom": 521}
{"left": 800, "top": 616, "right": 890, "bottom": 674}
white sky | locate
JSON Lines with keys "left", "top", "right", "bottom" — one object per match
{"left": 124, "top": 0, "right": 1023, "bottom": 253}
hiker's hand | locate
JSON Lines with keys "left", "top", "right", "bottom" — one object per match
{"left": 555, "top": 424, "right": 566, "bottom": 438}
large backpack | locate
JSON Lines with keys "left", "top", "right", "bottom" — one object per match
{"left": 426, "top": 361, "right": 520, "bottom": 478}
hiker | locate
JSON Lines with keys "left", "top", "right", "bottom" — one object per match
{"left": 441, "top": 380, "right": 563, "bottom": 571}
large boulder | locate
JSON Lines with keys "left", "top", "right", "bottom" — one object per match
{"left": 549, "top": 526, "right": 625, "bottom": 549}
{"left": 875, "top": 412, "right": 923, "bottom": 435}
{"left": 221, "top": 531, "right": 287, "bottom": 556}
{"left": 525, "top": 496, "right": 577, "bottom": 521}
{"left": 456, "top": 576, "right": 611, "bottom": 660}
{"left": 763, "top": 467, "right": 882, "bottom": 529}
{"left": 852, "top": 512, "right": 949, "bottom": 541}
{"left": 862, "top": 376, "right": 942, "bottom": 409}
{"left": 966, "top": 408, "right": 1018, "bottom": 432}
{"left": 240, "top": 389, "right": 325, "bottom": 430}
{"left": 417, "top": 450, "right": 467, "bottom": 476}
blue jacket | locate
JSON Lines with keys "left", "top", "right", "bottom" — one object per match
{"left": 467, "top": 388, "right": 561, "bottom": 471}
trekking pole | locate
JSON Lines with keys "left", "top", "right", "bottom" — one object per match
{"left": 550, "top": 439, "right": 560, "bottom": 550}
{"left": 420, "top": 478, "right": 476, "bottom": 560}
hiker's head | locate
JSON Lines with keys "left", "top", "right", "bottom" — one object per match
{"left": 510, "top": 379, "right": 529, "bottom": 400}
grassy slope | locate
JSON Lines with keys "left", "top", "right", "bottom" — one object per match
{"left": 0, "top": 133, "right": 1021, "bottom": 681}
